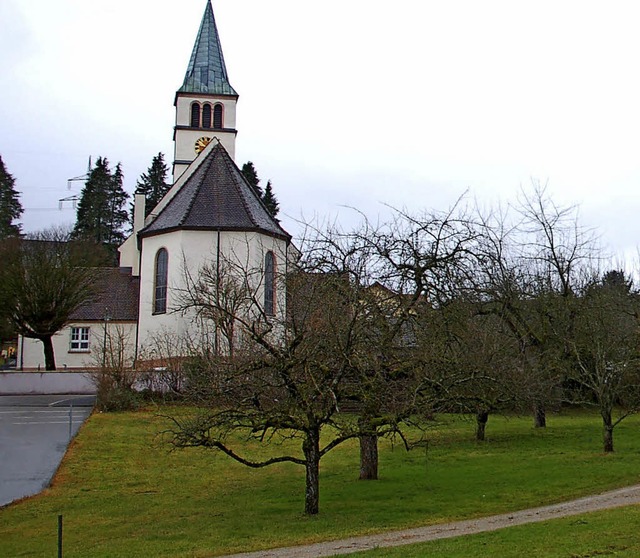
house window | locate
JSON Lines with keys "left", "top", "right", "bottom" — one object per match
{"left": 190, "top": 103, "right": 201, "bottom": 128}
{"left": 70, "top": 327, "right": 90, "bottom": 352}
{"left": 264, "top": 251, "right": 275, "bottom": 316}
{"left": 213, "top": 103, "right": 223, "bottom": 129}
{"left": 154, "top": 248, "right": 168, "bottom": 314}
{"left": 202, "top": 103, "right": 212, "bottom": 128}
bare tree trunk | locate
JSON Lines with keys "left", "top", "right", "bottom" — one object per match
{"left": 476, "top": 409, "right": 489, "bottom": 441}
{"left": 42, "top": 335, "right": 56, "bottom": 371}
{"left": 359, "top": 435, "right": 378, "bottom": 480}
{"left": 358, "top": 416, "right": 379, "bottom": 480}
{"left": 602, "top": 410, "right": 614, "bottom": 453}
{"left": 303, "top": 427, "right": 321, "bottom": 515}
{"left": 533, "top": 402, "right": 546, "bottom": 428}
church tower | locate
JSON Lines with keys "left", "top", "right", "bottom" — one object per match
{"left": 173, "top": 1, "right": 238, "bottom": 182}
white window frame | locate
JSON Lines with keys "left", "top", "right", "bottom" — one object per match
{"left": 70, "top": 326, "right": 90, "bottom": 352}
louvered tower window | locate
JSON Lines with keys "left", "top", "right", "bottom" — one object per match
{"left": 190, "top": 103, "right": 201, "bottom": 128}
{"left": 213, "top": 104, "right": 223, "bottom": 129}
{"left": 154, "top": 248, "right": 169, "bottom": 314}
{"left": 202, "top": 103, "right": 212, "bottom": 128}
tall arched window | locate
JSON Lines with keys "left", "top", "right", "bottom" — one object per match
{"left": 202, "top": 103, "right": 212, "bottom": 128}
{"left": 190, "top": 103, "right": 201, "bottom": 128}
{"left": 264, "top": 251, "right": 275, "bottom": 316}
{"left": 213, "top": 104, "right": 223, "bottom": 129}
{"left": 154, "top": 248, "right": 168, "bottom": 314}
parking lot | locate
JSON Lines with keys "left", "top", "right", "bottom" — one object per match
{"left": 0, "top": 395, "right": 94, "bottom": 507}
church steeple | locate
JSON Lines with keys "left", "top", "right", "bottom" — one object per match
{"left": 179, "top": 1, "right": 237, "bottom": 96}
{"left": 173, "top": 1, "right": 239, "bottom": 183}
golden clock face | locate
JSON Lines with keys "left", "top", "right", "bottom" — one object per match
{"left": 195, "top": 136, "right": 212, "bottom": 154}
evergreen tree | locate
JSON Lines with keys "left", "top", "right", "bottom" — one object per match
{"left": 262, "top": 180, "right": 280, "bottom": 218}
{"left": 134, "top": 152, "right": 170, "bottom": 219}
{"left": 0, "top": 155, "right": 23, "bottom": 239}
{"left": 107, "top": 163, "right": 130, "bottom": 244}
{"left": 241, "top": 161, "right": 262, "bottom": 197}
{"left": 73, "top": 157, "right": 129, "bottom": 246}
{"left": 240, "top": 161, "right": 280, "bottom": 218}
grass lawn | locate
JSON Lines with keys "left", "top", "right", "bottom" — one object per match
{"left": 1, "top": 408, "right": 640, "bottom": 557}
{"left": 349, "top": 505, "right": 640, "bottom": 557}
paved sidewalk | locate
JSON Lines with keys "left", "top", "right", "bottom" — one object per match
{"left": 223, "top": 485, "right": 640, "bottom": 558}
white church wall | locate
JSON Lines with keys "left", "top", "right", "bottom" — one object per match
{"left": 118, "top": 235, "right": 139, "bottom": 275}
{"left": 137, "top": 229, "right": 290, "bottom": 355}
{"left": 17, "top": 322, "right": 137, "bottom": 371}
{"left": 118, "top": 194, "right": 146, "bottom": 275}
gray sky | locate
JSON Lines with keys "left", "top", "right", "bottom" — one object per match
{"left": 2, "top": 0, "right": 640, "bottom": 261}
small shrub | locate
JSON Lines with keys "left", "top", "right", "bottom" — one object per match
{"left": 96, "top": 383, "right": 140, "bottom": 412}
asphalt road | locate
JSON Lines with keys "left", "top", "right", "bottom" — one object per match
{"left": 0, "top": 395, "right": 95, "bottom": 507}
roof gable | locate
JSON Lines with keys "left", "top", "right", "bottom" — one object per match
{"left": 140, "top": 142, "right": 290, "bottom": 241}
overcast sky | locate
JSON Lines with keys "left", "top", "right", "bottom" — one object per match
{"left": 2, "top": 0, "right": 640, "bottom": 262}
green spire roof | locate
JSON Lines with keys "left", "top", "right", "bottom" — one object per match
{"left": 179, "top": 1, "right": 238, "bottom": 96}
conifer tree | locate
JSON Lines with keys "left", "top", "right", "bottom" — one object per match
{"left": 134, "top": 152, "right": 170, "bottom": 219}
{"left": 241, "top": 161, "right": 262, "bottom": 197}
{"left": 73, "top": 157, "right": 129, "bottom": 246}
{"left": 240, "top": 161, "right": 280, "bottom": 218}
{"left": 262, "top": 179, "right": 280, "bottom": 218}
{"left": 107, "top": 163, "right": 129, "bottom": 244}
{"left": 0, "top": 155, "right": 23, "bottom": 239}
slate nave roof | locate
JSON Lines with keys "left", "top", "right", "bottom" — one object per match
{"left": 140, "top": 142, "right": 290, "bottom": 241}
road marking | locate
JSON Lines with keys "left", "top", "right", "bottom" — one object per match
{"left": 12, "top": 420, "right": 87, "bottom": 425}
{"left": 0, "top": 411, "right": 90, "bottom": 416}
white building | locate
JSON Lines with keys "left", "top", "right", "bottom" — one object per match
{"left": 18, "top": 1, "right": 293, "bottom": 370}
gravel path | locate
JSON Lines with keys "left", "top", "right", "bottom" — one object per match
{"left": 223, "top": 484, "right": 640, "bottom": 558}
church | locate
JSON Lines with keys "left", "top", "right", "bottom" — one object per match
{"left": 17, "top": 1, "right": 293, "bottom": 370}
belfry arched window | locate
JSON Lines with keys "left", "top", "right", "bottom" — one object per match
{"left": 190, "top": 103, "right": 201, "bottom": 128}
{"left": 213, "top": 104, "right": 223, "bottom": 129}
{"left": 154, "top": 248, "right": 168, "bottom": 314}
{"left": 264, "top": 251, "right": 275, "bottom": 316}
{"left": 202, "top": 103, "right": 212, "bottom": 128}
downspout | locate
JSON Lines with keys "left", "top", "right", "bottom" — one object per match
{"left": 133, "top": 243, "right": 142, "bottom": 366}
{"left": 285, "top": 241, "right": 289, "bottom": 320}
{"left": 131, "top": 194, "right": 146, "bottom": 366}
{"left": 215, "top": 229, "right": 221, "bottom": 355}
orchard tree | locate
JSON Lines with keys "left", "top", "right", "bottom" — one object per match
{"left": 134, "top": 152, "right": 170, "bottom": 219}
{"left": 298, "top": 202, "right": 482, "bottom": 478}
{"left": 472, "top": 185, "right": 598, "bottom": 428}
{"left": 297, "top": 219, "right": 416, "bottom": 481}
{"left": 0, "top": 228, "right": 109, "bottom": 370}
{"left": 416, "top": 300, "right": 522, "bottom": 441}
{"left": 167, "top": 257, "right": 371, "bottom": 515}
{"left": 73, "top": 157, "right": 129, "bottom": 246}
{"left": 565, "top": 271, "right": 640, "bottom": 453}
{"left": 0, "top": 155, "right": 23, "bottom": 238}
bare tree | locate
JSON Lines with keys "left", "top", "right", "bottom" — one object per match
{"left": 297, "top": 204, "right": 482, "bottom": 480}
{"left": 472, "top": 185, "right": 599, "bottom": 427}
{"left": 178, "top": 255, "right": 256, "bottom": 358}
{"left": 0, "top": 228, "right": 108, "bottom": 370}
{"left": 91, "top": 323, "right": 140, "bottom": 411}
{"left": 411, "top": 296, "right": 522, "bottom": 441}
{"left": 165, "top": 254, "right": 373, "bottom": 514}
{"left": 565, "top": 271, "right": 640, "bottom": 452}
